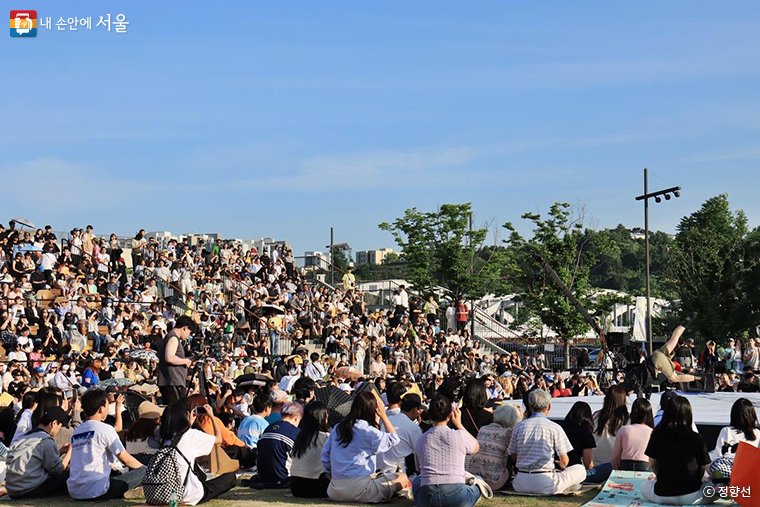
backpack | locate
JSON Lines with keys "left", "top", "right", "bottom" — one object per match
{"left": 142, "top": 431, "right": 194, "bottom": 505}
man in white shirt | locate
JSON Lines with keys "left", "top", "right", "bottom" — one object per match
{"left": 67, "top": 389, "right": 144, "bottom": 500}
{"left": 378, "top": 394, "right": 424, "bottom": 474}
{"left": 304, "top": 353, "right": 326, "bottom": 381}
{"left": 399, "top": 285, "right": 409, "bottom": 309}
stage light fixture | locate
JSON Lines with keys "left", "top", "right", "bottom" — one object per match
{"left": 655, "top": 196, "right": 662, "bottom": 203}
{"left": 665, "top": 194, "right": 671, "bottom": 200}
{"left": 674, "top": 191, "right": 681, "bottom": 198}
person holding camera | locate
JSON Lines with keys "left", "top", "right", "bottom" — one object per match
{"left": 157, "top": 315, "right": 196, "bottom": 405}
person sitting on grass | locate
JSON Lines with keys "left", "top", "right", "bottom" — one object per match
{"left": 237, "top": 394, "right": 272, "bottom": 453}
{"left": 467, "top": 403, "right": 523, "bottom": 491}
{"left": 321, "top": 391, "right": 408, "bottom": 503}
{"left": 641, "top": 395, "right": 714, "bottom": 505}
{"left": 6, "top": 406, "right": 71, "bottom": 499}
{"left": 187, "top": 393, "right": 257, "bottom": 469}
{"left": 66, "top": 389, "right": 145, "bottom": 500}
{"left": 559, "top": 401, "right": 612, "bottom": 484}
{"left": 158, "top": 401, "right": 236, "bottom": 505}
{"left": 508, "top": 389, "right": 586, "bottom": 495}
{"left": 414, "top": 396, "right": 481, "bottom": 507}
{"left": 256, "top": 401, "right": 303, "bottom": 488}
{"left": 290, "top": 401, "right": 331, "bottom": 498}
{"left": 611, "top": 398, "right": 654, "bottom": 472}
{"left": 708, "top": 398, "right": 759, "bottom": 485}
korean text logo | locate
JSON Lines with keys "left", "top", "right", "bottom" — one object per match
{"left": 11, "top": 10, "right": 37, "bottom": 37}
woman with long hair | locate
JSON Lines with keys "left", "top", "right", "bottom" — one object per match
{"left": 159, "top": 401, "right": 235, "bottom": 504}
{"left": 321, "top": 391, "right": 407, "bottom": 503}
{"left": 611, "top": 398, "right": 654, "bottom": 471}
{"left": 186, "top": 394, "right": 256, "bottom": 468}
{"left": 709, "top": 398, "right": 759, "bottom": 483}
{"left": 641, "top": 395, "right": 712, "bottom": 504}
{"left": 414, "top": 395, "right": 481, "bottom": 507}
{"left": 290, "top": 402, "right": 331, "bottom": 498}
{"left": 460, "top": 378, "right": 493, "bottom": 438}
{"left": 560, "top": 401, "right": 613, "bottom": 483}
{"left": 592, "top": 384, "right": 628, "bottom": 464}
{"left": 11, "top": 392, "right": 38, "bottom": 445}
{"left": 126, "top": 401, "right": 163, "bottom": 465}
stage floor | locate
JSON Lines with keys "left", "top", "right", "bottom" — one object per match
{"left": 506, "top": 391, "right": 760, "bottom": 427}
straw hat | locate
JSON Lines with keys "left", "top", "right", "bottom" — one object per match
{"left": 138, "top": 401, "right": 164, "bottom": 419}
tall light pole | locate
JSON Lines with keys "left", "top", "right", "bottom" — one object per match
{"left": 635, "top": 168, "right": 681, "bottom": 355}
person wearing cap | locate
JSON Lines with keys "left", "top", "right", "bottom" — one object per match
{"left": 266, "top": 389, "right": 288, "bottom": 425}
{"left": 6, "top": 406, "right": 71, "bottom": 499}
{"left": 125, "top": 401, "right": 164, "bottom": 464}
{"left": 377, "top": 393, "right": 425, "bottom": 475}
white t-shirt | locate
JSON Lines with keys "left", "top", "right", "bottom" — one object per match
{"left": 710, "top": 426, "right": 760, "bottom": 461}
{"left": 377, "top": 412, "right": 423, "bottom": 472}
{"left": 68, "top": 419, "right": 126, "bottom": 499}
{"left": 174, "top": 429, "right": 215, "bottom": 505}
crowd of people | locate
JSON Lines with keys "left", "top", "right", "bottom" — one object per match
{"left": 0, "top": 218, "right": 758, "bottom": 506}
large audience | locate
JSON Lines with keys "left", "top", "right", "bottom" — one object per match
{"left": 0, "top": 218, "right": 757, "bottom": 506}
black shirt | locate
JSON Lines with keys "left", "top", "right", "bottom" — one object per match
{"left": 558, "top": 420, "right": 596, "bottom": 466}
{"left": 461, "top": 407, "right": 493, "bottom": 438}
{"left": 645, "top": 428, "right": 710, "bottom": 496}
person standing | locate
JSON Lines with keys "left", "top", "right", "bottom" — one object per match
{"left": 456, "top": 299, "right": 469, "bottom": 334}
{"left": 131, "top": 229, "right": 147, "bottom": 270}
{"left": 157, "top": 315, "right": 196, "bottom": 405}
{"left": 743, "top": 338, "right": 759, "bottom": 372}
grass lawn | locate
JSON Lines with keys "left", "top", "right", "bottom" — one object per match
{"left": 0, "top": 485, "right": 599, "bottom": 507}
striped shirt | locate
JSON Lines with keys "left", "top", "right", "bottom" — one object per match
{"left": 508, "top": 413, "right": 573, "bottom": 472}
{"left": 257, "top": 420, "right": 300, "bottom": 486}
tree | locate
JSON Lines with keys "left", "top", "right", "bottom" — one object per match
{"left": 503, "top": 203, "right": 598, "bottom": 340}
{"left": 585, "top": 225, "right": 676, "bottom": 299}
{"left": 379, "top": 204, "right": 506, "bottom": 300}
{"left": 668, "top": 194, "right": 759, "bottom": 340}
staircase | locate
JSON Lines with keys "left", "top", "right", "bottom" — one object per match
{"left": 471, "top": 306, "right": 523, "bottom": 356}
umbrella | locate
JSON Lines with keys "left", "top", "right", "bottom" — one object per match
{"left": 94, "top": 377, "right": 135, "bottom": 389}
{"left": 335, "top": 366, "right": 363, "bottom": 382}
{"left": 10, "top": 217, "right": 35, "bottom": 229}
{"left": 234, "top": 372, "right": 270, "bottom": 387}
{"left": 14, "top": 244, "right": 42, "bottom": 253}
{"left": 165, "top": 296, "right": 189, "bottom": 312}
{"left": 261, "top": 304, "right": 285, "bottom": 315}
{"left": 129, "top": 349, "right": 159, "bottom": 362}
{"left": 314, "top": 385, "right": 354, "bottom": 425}
{"left": 279, "top": 374, "right": 299, "bottom": 393}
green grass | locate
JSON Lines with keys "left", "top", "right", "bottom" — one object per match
{"left": 0, "top": 486, "right": 599, "bottom": 507}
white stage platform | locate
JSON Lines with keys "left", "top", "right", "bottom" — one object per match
{"left": 505, "top": 391, "right": 760, "bottom": 427}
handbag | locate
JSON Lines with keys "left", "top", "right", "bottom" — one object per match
{"left": 464, "top": 472, "right": 493, "bottom": 502}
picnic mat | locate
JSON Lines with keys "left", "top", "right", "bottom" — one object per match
{"left": 582, "top": 471, "right": 658, "bottom": 507}
{"left": 582, "top": 471, "right": 737, "bottom": 507}
{"left": 496, "top": 483, "right": 600, "bottom": 497}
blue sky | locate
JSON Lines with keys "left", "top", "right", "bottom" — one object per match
{"left": 3, "top": 1, "right": 760, "bottom": 256}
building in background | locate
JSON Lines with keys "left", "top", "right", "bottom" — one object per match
{"left": 355, "top": 248, "right": 394, "bottom": 266}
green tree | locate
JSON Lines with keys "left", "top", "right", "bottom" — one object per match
{"left": 380, "top": 204, "right": 506, "bottom": 300}
{"left": 668, "top": 194, "right": 759, "bottom": 340}
{"left": 503, "top": 203, "right": 597, "bottom": 340}
{"left": 586, "top": 225, "right": 676, "bottom": 299}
